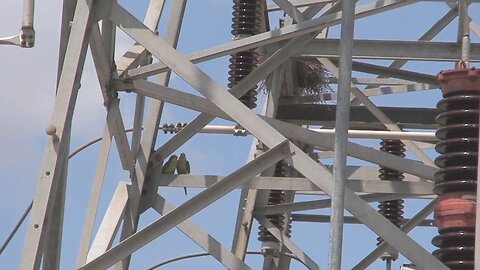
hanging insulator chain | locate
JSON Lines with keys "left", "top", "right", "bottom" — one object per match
{"left": 258, "top": 161, "right": 291, "bottom": 246}
{"left": 377, "top": 139, "right": 405, "bottom": 261}
{"left": 228, "top": 0, "right": 263, "bottom": 109}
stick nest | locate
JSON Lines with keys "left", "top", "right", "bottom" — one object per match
{"left": 295, "top": 58, "right": 332, "bottom": 101}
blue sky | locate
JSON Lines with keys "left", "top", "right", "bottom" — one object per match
{"left": 1, "top": 1, "right": 479, "bottom": 269}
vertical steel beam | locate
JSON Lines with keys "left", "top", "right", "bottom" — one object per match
{"left": 328, "top": 0, "right": 355, "bottom": 269}
{"left": 41, "top": 0, "right": 79, "bottom": 266}
{"left": 20, "top": 0, "right": 99, "bottom": 268}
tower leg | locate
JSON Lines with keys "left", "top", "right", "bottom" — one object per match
{"left": 20, "top": 0, "right": 105, "bottom": 269}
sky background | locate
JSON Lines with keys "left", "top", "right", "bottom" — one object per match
{"left": 1, "top": 1, "right": 479, "bottom": 269}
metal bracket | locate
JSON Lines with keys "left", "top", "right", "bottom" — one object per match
{"left": 0, "top": 28, "right": 35, "bottom": 48}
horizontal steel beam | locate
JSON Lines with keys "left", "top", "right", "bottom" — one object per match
{"left": 267, "top": 0, "right": 338, "bottom": 11}
{"left": 291, "top": 214, "right": 435, "bottom": 227}
{"left": 345, "top": 60, "right": 439, "bottom": 84}
{"left": 277, "top": 104, "right": 438, "bottom": 129}
{"left": 279, "top": 83, "right": 436, "bottom": 103}
{"left": 153, "top": 174, "right": 434, "bottom": 195}
{"left": 292, "top": 39, "right": 480, "bottom": 61}
{"left": 254, "top": 194, "right": 432, "bottom": 216}
{"left": 327, "top": 77, "right": 415, "bottom": 85}
{"left": 361, "top": 83, "right": 437, "bottom": 97}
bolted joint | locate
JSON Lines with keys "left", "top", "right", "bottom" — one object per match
{"left": 260, "top": 242, "right": 281, "bottom": 257}
{"left": 19, "top": 27, "right": 35, "bottom": 48}
{"left": 233, "top": 125, "right": 247, "bottom": 137}
{"left": 112, "top": 79, "right": 134, "bottom": 91}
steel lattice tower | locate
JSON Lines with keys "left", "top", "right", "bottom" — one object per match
{"left": 6, "top": 0, "right": 480, "bottom": 269}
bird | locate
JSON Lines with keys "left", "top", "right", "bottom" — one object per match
{"left": 161, "top": 155, "right": 178, "bottom": 174}
{"left": 176, "top": 153, "right": 190, "bottom": 195}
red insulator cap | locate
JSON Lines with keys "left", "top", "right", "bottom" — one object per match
{"left": 434, "top": 192, "right": 476, "bottom": 230}
{"left": 437, "top": 66, "right": 480, "bottom": 96}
